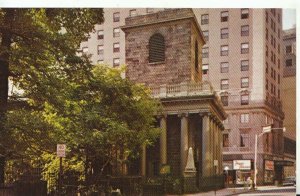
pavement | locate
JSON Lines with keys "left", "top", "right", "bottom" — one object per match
{"left": 173, "top": 186, "right": 295, "bottom": 196}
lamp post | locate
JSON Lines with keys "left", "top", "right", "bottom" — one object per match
{"left": 254, "top": 126, "right": 286, "bottom": 189}
{"left": 224, "top": 166, "right": 229, "bottom": 187}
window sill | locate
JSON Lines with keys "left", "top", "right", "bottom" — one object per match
{"left": 148, "top": 61, "right": 165, "bottom": 65}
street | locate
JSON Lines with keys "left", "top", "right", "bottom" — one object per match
{"left": 238, "top": 186, "right": 296, "bottom": 196}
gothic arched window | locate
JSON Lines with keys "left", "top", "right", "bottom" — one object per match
{"left": 149, "top": 33, "right": 165, "bottom": 63}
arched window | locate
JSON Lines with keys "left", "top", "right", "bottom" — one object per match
{"left": 149, "top": 33, "right": 165, "bottom": 63}
{"left": 195, "top": 41, "right": 199, "bottom": 71}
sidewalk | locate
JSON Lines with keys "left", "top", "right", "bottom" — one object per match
{"left": 179, "top": 187, "right": 254, "bottom": 196}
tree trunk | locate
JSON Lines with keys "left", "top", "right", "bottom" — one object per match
{"left": 0, "top": 8, "right": 15, "bottom": 184}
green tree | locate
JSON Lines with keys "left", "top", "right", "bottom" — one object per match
{"left": 5, "top": 64, "right": 160, "bottom": 189}
{"left": 0, "top": 8, "right": 104, "bottom": 183}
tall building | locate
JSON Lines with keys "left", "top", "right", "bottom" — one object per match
{"left": 281, "top": 28, "right": 296, "bottom": 177}
{"left": 79, "top": 8, "right": 291, "bottom": 185}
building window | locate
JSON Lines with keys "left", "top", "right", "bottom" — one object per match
{"left": 221, "top": 45, "right": 229, "bottom": 56}
{"left": 240, "top": 113, "right": 249, "bottom": 123}
{"left": 241, "top": 43, "right": 249, "bottom": 54}
{"left": 202, "top": 64, "right": 209, "bottom": 75}
{"left": 98, "top": 30, "right": 104, "bottom": 40}
{"left": 278, "top": 89, "right": 280, "bottom": 99}
{"left": 241, "top": 60, "right": 249, "bottom": 71}
{"left": 240, "top": 133, "right": 249, "bottom": 147}
{"left": 113, "top": 43, "right": 120, "bottom": 53}
{"left": 266, "top": 62, "right": 268, "bottom": 73}
{"left": 223, "top": 133, "right": 229, "bottom": 147}
{"left": 149, "top": 33, "right": 165, "bottom": 63}
{"left": 278, "top": 74, "right": 280, "bottom": 84}
{"left": 97, "top": 60, "right": 104, "bottom": 64}
{"left": 202, "top": 47, "right": 209, "bottom": 58}
{"left": 278, "top": 28, "right": 280, "bottom": 39}
{"left": 241, "top": 8, "right": 249, "bottom": 19}
{"left": 113, "top": 28, "right": 120, "bottom": 37}
{"left": 129, "top": 9, "right": 137, "bottom": 17}
{"left": 241, "top": 94, "right": 249, "bottom": 105}
{"left": 146, "top": 8, "right": 154, "bottom": 13}
{"left": 203, "top": 31, "right": 209, "bottom": 41}
{"left": 221, "top": 79, "right": 229, "bottom": 90}
{"left": 82, "top": 47, "right": 88, "bottom": 54}
{"left": 113, "top": 12, "right": 120, "bottom": 22}
{"left": 266, "top": 11, "right": 269, "bottom": 23}
{"left": 266, "top": 79, "right": 268, "bottom": 90}
{"left": 113, "top": 58, "right": 120, "bottom": 67}
{"left": 266, "top": 45, "right": 268, "bottom": 57}
{"left": 241, "top": 77, "right": 249, "bottom": 88}
{"left": 220, "top": 62, "right": 229, "bottom": 73}
{"left": 97, "top": 45, "right": 104, "bottom": 55}
{"left": 286, "top": 45, "right": 292, "bottom": 54}
{"left": 221, "top": 95, "right": 228, "bottom": 106}
{"left": 286, "top": 59, "right": 293, "bottom": 67}
{"left": 266, "top": 28, "right": 268, "bottom": 39}
{"left": 221, "top": 28, "right": 229, "bottom": 39}
{"left": 241, "top": 25, "right": 249, "bottom": 36}
{"left": 195, "top": 41, "right": 199, "bottom": 72}
{"left": 201, "top": 14, "right": 209, "bottom": 25}
{"left": 221, "top": 11, "right": 229, "bottom": 22}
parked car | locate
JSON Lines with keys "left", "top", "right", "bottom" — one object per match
{"left": 282, "top": 176, "right": 296, "bottom": 186}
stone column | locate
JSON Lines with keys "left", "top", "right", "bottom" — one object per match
{"left": 210, "top": 116, "right": 214, "bottom": 175}
{"left": 180, "top": 113, "right": 189, "bottom": 175}
{"left": 159, "top": 115, "right": 167, "bottom": 165}
{"left": 141, "top": 144, "right": 146, "bottom": 176}
{"left": 201, "top": 113, "right": 210, "bottom": 177}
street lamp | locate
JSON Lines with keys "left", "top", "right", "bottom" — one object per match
{"left": 224, "top": 166, "right": 229, "bottom": 187}
{"left": 254, "top": 125, "right": 286, "bottom": 188}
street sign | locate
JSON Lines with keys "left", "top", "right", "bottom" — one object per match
{"left": 214, "top": 160, "right": 218, "bottom": 166}
{"left": 57, "top": 144, "right": 66, "bottom": 157}
{"left": 262, "top": 125, "right": 272, "bottom": 133}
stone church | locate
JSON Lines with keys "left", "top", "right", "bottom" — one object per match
{"left": 122, "top": 8, "right": 227, "bottom": 192}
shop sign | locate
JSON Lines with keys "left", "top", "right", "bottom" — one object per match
{"left": 265, "top": 160, "right": 274, "bottom": 170}
{"left": 233, "top": 160, "right": 251, "bottom": 170}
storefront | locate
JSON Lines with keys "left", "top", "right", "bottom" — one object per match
{"left": 233, "top": 160, "right": 252, "bottom": 185}
{"left": 264, "top": 160, "right": 274, "bottom": 184}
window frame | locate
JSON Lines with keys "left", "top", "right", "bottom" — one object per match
{"left": 221, "top": 79, "right": 229, "bottom": 90}
{"left": 113, "top": 42, "right": 120, "bottom": 53}
{"left": 221, "top": 28, "right": 229, "bottom": 39}
{"left": 202, "top": 47, "right": 209, "bottom": 58}
{"left": 113, "top": 12, "right": 120, "bottom": 22}
{"left": 202, "top": 64, "right": 209, "bottom": 75}
{"left": 221, "top": 45, "right": 229, "bottom": 56}
{"left": 241, "top": 60, "right": 249, "bottom": 71}
{"left": 97, "top": 30, "right": 104, "bottom": 40}
{"left": 223, "top": 133, "right": 229, "bottom": 147}
{"left": 113, "top": 28, "right": 120, "bottom": 38}
{"left": 241, "top": 77, "right": 249, "bottom": 88}
{"left": 221, "top": 11, "right": 229, "bottom": 22}
{"left": 203, "top": 30, "right": 209, "bottom": 41}
{"left": 113, "top": 58, "right": 120, "bottom": 67}
{"left": 221, "top": 95, "right": 229, "bottom": 106}
{"left": 241, "top": 94, "right": 249, "bottom": 105}
{"left": 149, "top": 33, "right": 165, "bottom": 63}
{"left": 241, "top": 25, "right": 249, "bottom": 36}
{"left": 241, "top": 8, "right": 249, "bottom": 19}
{"left": 286, "top": 59, "right": 293, "bottom": 67}
{"left": 129, "top": 9, "right": 137, "bottom": 17}
{"left": 220, "top": 62, "right": 229, "bottom": 73}
{"left": 201, "top": 14, "right": 209, "bottom": 25}
{"left": 240, "top": 113, "right": 249, "bottom": 123}
{"left": 241, "top": 43, "right": 249, "bottom": 54}
{"left": 97, "top": 44, "right": 104, "bottom": 55}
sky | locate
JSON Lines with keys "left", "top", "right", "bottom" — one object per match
{"left": 283, "top": 9, "right": 296, "bottom": 29}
